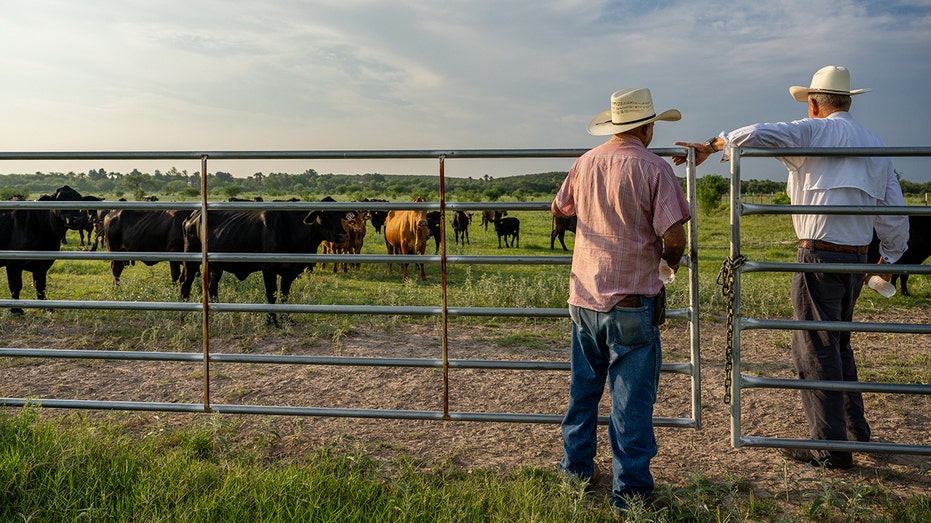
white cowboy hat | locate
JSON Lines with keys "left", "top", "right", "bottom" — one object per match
{"left": 789, "top": 65, "right": 872, "bottom": 103}
{"left": 587, "top": 88, "right": 681, "bottom": 136}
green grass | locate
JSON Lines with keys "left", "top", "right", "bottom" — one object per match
{"left": 0, "top": 407, "right": 620, "bottom": 522}
{"left": 2, "top": 407, "right": 929, "bottom": 522}
{"left": 29, "top": 194, "right": 924, "bottom": 327}
{"left": 3, "top": 196, "right": 931, "bottom": 522}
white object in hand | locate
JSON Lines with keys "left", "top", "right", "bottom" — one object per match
{"left": 867, "top": 275, "right": 895, "bottom": 298}
{"left": 658, "top": 258, "right": 675, "bottom": 284}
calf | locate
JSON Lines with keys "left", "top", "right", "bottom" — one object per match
{"left": 344, "top": 210, "right": 368, "bottom": 269}
{"left": 384, "top": 198, "right": 430, "bottom": 280}
{"left": 426, "top": 211, "right": 442, "bottom": 255}
{"left": 63, "top": 194, "right": 104, "bottom": 250}
{"left": 550, "top": 215, "right": 577, "bottom": 251}
{"left": 320, "top": 211, "right": 367, "bottom": 273}
{"left": 494, "top": 216, "right": 520, "bottom": 248}
{"left": 481, "top": 209, "right": 507, "bottom": 231}
{"left": 82, "top": 196, "right": 107, "bottom": 251}
{"left": 363, "top": 198, "right": 389, "bottom": 234}
{"left": 452, "top": 211, "right": 472, "bottom": 246}
{"left": 868, "top": 215, "right": 931, "bottom": 296}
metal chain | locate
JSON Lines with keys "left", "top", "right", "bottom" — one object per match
{"left": 716, "top": 254, "right": 747, "bottom": 405}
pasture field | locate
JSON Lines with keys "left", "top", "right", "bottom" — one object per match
{"left": 1, "top": 196, "right": 930, "bottom": 522}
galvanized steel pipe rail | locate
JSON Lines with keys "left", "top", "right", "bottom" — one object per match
{"left": 727, "top": 145, "right": 931, "bottom": 456}
{"left": 0, "top": 147, "right": 701, "bottom": 429}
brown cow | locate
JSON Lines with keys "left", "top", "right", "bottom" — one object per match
{"left": 346, "top": 211, "right": 368, "bottom": 267}
{"left": 384, "top": 197, "right": 429, "bottom": 280}
{"left": 550, "top": 215, "right": 577, "bottom": 251}
{"left": 321, "top": 211, "right": 367, "bottom": 273}
{"left": 452, "top": 210, "right": 472, "bottom": 246}
{"left": 481, "top": 209, "right": 507, "bottom": 231}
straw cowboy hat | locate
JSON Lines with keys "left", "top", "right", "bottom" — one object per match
{"left": 789, "top": 65, "right": 872, "bottom": 103}
{"left": 587, "top": 88, "right": 681, "bottom": 136}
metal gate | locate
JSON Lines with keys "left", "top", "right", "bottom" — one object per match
{"left": 724, "top": 146, "right": 931, "bottom": 455}
{"left": 0, "top": 148, "right": 701, "bottom": 429}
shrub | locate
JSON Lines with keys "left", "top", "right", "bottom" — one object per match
{"left": 697, "top": 174, "right": 729, "bottom": 215}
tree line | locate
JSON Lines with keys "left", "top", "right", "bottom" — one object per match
{"left": 0, "top": 168, "right": 572, "bottom": 202}
{"left": 3, "top": 167, "right": 929, "bottom": 205}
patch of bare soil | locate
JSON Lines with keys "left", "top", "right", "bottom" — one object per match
{"left": 2, "top": 312, "right": 929, "bottom": 513}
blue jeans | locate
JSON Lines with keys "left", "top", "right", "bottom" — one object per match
{"left": 560, "top": 300, "right": 662, "bottom": 507}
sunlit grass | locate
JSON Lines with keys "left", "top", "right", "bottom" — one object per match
{"left": 3, "top": 198, "right": 931, "bottom": 522}
{"left": 2, "top": 407, "right": 928, "bottom": 522}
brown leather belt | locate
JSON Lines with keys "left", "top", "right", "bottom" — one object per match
{"left": 615, "top": 295, "right": 643, "bottom": 307}
{"left": 798, "top": 239, "right": 868, "bottom": 255}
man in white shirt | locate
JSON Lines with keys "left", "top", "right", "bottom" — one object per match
{"left": 675, "top": 66, "right": 908, "bottom": 469}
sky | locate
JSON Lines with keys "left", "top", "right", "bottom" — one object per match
{"left": 1, "top": 0, "right": 930, "bottom": 183}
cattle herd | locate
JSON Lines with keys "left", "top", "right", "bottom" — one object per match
{"left": 1, "top": 187, "right": 586, "bottom": 325}
{"left": 10, "top": 186, "right": 926, "bottom": 322}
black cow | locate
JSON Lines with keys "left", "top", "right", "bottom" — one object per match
{"left": 363, "top": 198, "right": 389, "bottom": 234}
{"left": 1, "top": 186, "right": 86, "bottom": 314}
{"left": 56, "top": 186, "right": 92, "bottom": 247}
{"left": 494, "top": 216, "right": 520, "bottom": 248}
{"left": 228, "top": 196, "right": 265, "bottom": 202}
{"left": 452, "top": 211, "right": 472, "bottom": 246}
{"left": 868, "top": 215, "right": 931, "bottom": 296}
{"left": 74, "top": 195, "right": 105, "bottom": 250}
{"left": 178, "top": 196, "right": 348, "bottom": 326}
{"left": 481, "top": 210, "right": 507, "bottom": 231}
{"left": 550, "top": 215, "right": 577, "bottom": 251}
{"left": 103, "top": 209, "right": 193, "bottom": 285}
{"left": 426, "top": 211, "right": 442, "bottom": 254}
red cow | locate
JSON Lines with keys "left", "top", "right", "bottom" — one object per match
{"left": 550, "top": 215, "right": 577, "bottom": 251}
{"left": 384, "top": 198, "right": 430, "bottom": 280}
{"left": 321, "top": 211, "right": 367, "bottom": 273}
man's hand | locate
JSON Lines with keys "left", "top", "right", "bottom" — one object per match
{"left": 865, "top": 258, "right": 892, "bottom": 285}
{"left": 673, "top": 141, "right": 714, "bottom": 166}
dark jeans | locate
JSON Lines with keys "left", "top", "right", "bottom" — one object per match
{"left": 791, "top": 247, "right": 870, "bottom": 464}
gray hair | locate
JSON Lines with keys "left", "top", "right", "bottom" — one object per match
{"left": 810, "top": 93, "right": 851, "bottom": 110}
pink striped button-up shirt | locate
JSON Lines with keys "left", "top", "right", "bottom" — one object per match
{"left": 553, "top": 134, "right": 690, "bottom": 312}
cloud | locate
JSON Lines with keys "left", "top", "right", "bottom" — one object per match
{"left": 0, "top": 0, "right": 929, "bottom": 180}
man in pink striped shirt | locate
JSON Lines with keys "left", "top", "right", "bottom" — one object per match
{"left": 552, "top": 87, "right": 690, "bottom": 512}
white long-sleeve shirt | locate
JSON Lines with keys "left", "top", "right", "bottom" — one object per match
{"left": 721, "top": 111, "right": 909, "bottom": 263}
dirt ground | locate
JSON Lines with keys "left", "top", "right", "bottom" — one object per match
{"left": 2, "top": 311, "right": 930, "bottom": 512}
